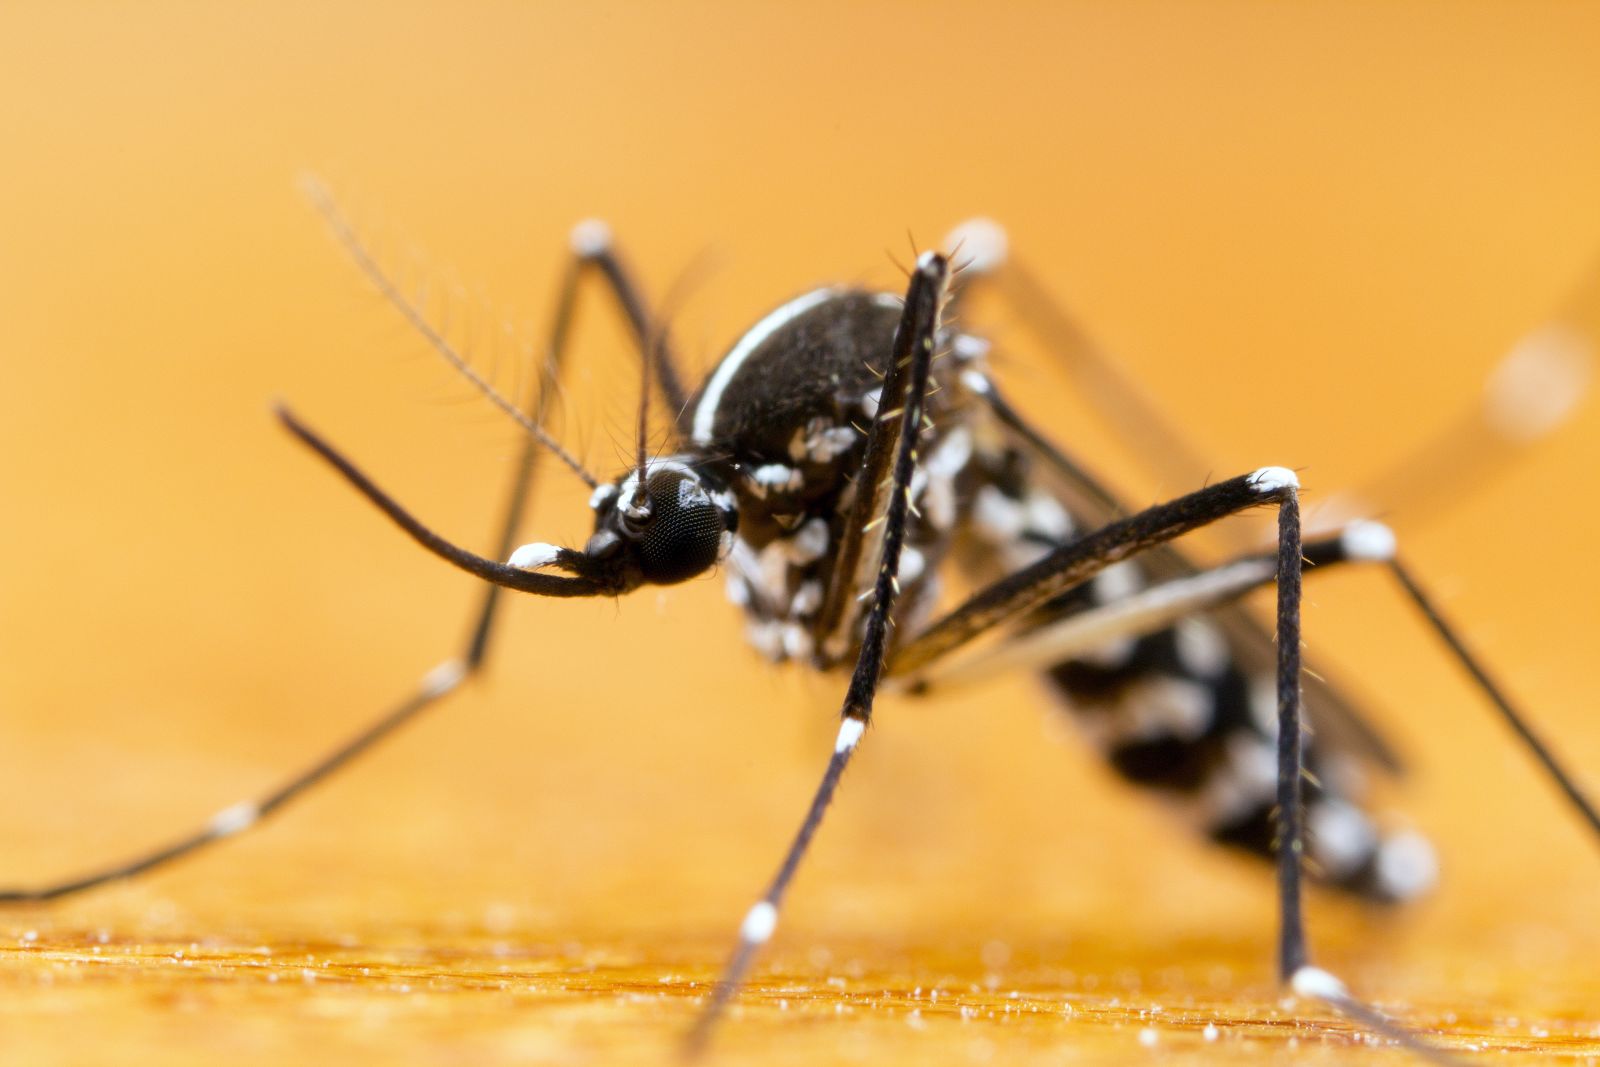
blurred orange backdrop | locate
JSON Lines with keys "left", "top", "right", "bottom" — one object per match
{"left": 2, "top": 3, "right": 1599, "bottom": 1064}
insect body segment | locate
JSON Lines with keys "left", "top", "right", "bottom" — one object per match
{"left": 519, "top": 460, "right": 738, "bottom": 590}
{"left": 684, "top": 287, "right": 981, "bottom": 668}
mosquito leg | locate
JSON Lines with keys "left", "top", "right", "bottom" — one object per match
{"left": 895, "top": 522, "right": 1388, "bottom": 692}
{"left": 1134, "top": 474, "right": 1460, "bottom": 1062}
{"left": 1386, "top": 556, "right": 1600, "bottom": 842}
{"left": 1290, "top": 965, "right": 1466, "bottom": 1066}
{"left": 1343, "top": 271, "right": 1596, "bottom": 526}
{"left": 570, "top": 221, "right": 692, "bottom": 420}
{"left": 890, "top": 465, "right": 1316, "bottom": 976}
{"left": 684, "top": 252, "right": 949, "bottom": 1057}
{"left": 949, "top": 216, "right": 1596, "bottom": 537}
{"left": 944, "top": 218, "right": 1217, "bottom": 495}
{"left": 1271, "top": 479, "right": 1310, "bottom": 978}
{"left": 0, "top": 223, "right": 630, "bottom": 903}
{"left": 889, "top": 468, "right": 1307, "bottom": 678}
{"left": 812, "top": 253, "right": 949, "bottom": 657}
{"left": 468, "top": 223, "right": 679, "bottom": 654}
{"left": 877, "top": 458, "right": 1460, "bottom": 1054}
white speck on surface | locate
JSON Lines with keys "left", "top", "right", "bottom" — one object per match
{"left": 1138, "top": 1028, "right": 1159, "bottom": 1048}
{"left": 1203, "top": 1023, "right": 1219, "bottom": 1041}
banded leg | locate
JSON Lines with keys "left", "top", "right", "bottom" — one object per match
{"left": 889, "top": 468, "right": 1308, "bottom": 678}
{"left": 966, "top": 366, "right": 1408, "bottom": 776}
{"left": 883, "top": 466, "right": 1469, "bottom": 1053}
{"left": 944, "top": 218, "right": 1216, "bottom": 496}
{"left": 685, "top": 252, "right": 949, "bottom": 1055}
{"left": 690, "top": 467, "right": 1311, "bottom": 1050}
{"left": 1387, "top": 557, "right": 1600, "bottom": 843}
{"left": 897, "top": 522, "right": 1387, "bottom": 693}
{"left": 939, "top": 369, "right": 1600, "bottom": 856}
{"left": 945, "top": 217, "right": 1595, "bottom": 534}
{"left": 0, "top": 220, "right": 659, "bottom": 902}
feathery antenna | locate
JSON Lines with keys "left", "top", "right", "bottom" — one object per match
{"left": 299, "top": 174, "right": 599, "bottom": 489}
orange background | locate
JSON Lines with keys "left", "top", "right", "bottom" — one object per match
{"left": 2, "top": 4, "right": 1599, "bottom": 1064}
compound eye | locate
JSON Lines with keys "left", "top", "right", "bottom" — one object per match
{"left": 637, "top": 470, "right": 726, "bottom": 585}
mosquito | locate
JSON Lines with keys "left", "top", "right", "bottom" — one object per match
{"left": 4, "top": 184, "right": 1596, "bottom": 1063}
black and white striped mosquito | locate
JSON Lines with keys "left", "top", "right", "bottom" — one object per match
{"left": 4, "top": 187, "right": 1596, "bottom": 1062}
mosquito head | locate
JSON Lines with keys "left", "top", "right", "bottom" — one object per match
{"left": 579, "top": 459, "right": 738, "bottom": 587}
{"left": 505, "top": 459, "right": 736, "bottom": 593}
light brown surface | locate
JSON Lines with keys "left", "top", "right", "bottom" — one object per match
{"left": 2, "top": 4, "right": 1600, "bottom": 1065}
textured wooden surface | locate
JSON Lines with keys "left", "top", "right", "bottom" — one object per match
{"left": 3, "top": 4, "right": 1600, "bottom": 1065}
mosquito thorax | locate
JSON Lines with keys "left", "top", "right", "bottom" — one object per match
{"left": 584, "top": 460, "right": 738, "bottom": 587}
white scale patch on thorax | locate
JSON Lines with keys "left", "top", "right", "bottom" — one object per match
{"left": 748, "top": 463, "right": 804, "bottom": 496}
{"left": 911, "top": 425, "right": 973, "bottom": 533}
{"left": 725, "top": 518, "right": 836, "bottom": 663}
{"left": 789, "top": 417, "right": 860, "bottom": 464}
{"left": 678, "top": 477, "right": 710, "bottom": 508}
